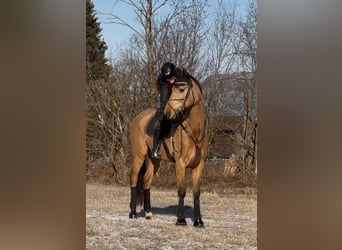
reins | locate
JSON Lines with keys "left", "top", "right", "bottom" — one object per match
{"left": 180, "top": 119, "right": 206, "bottom": 148}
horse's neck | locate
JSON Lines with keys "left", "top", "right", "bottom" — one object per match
{"left": 183, "top": 99, "right": 205, "bottom": 139}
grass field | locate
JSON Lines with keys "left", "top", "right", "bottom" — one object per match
{"left": 86, "top": 183, "right": 257, "bottom": 249}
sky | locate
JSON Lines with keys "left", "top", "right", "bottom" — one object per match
{"left": 92, "top": 0, "right": 137, "bottom": 58}
{"left": 92, "top": 0, "right": 251, "bottom": 59}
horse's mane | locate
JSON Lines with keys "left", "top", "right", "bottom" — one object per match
{"left": 181, "top": 69, "right": 203, "bottom": 94}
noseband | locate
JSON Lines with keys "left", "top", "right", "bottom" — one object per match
{"left": 168, "top": 81, "right": 193, "bottom": 103}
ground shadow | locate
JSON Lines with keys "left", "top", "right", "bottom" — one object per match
{"left": 151, "top": 205, "right": 194, "bottom": 219}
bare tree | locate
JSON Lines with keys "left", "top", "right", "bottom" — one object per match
{"left": 86, "top": 79, "right": 130, "bottom": 183}
{"left": 86, "top": 0, "right": 258, "bottom": 183}
{"left": 238, "top": 0, "right": 257, "bottom": 74}
{"left": 102, "top": 0, "right": 203, "bottom": 99}
{"left": 235, "top": 0, "right": 257, "bottom": 172}
{"left": 201, "top": 1, "right": 241, "bottom": 158}
{"left": 200, "top": 0, "right": 257, "bottom": 173}
{"left": 206, "top": 0, "right": 240, "bottom": 76}
{"left": 156, "top": 0, "right": 209, "bottom": 78}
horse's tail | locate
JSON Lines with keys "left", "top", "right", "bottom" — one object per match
{"left": 136, "top": 159, "right": 147, "bottom": 207}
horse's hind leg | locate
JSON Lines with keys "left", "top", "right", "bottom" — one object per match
{"left": 192, "top": 159, "right": 205, "bottom": 227}
{"left": 142, "top": 157, "right": 160, "bottom": 219}
{"left": 129, "top": 155, "right": 145, "bottom": 219}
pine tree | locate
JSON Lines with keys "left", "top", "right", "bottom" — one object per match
{"left": 86, "top": 0, "right": 111, "bottom": 83}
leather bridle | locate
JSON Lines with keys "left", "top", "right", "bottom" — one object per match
{"left": 166, "top": 81, "right": 194, "bottom": 120}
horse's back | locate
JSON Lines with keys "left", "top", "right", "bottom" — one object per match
{"left": 130, "top": 108, "right": 156, "bottom": 133}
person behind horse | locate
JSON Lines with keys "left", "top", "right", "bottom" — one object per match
{"left": 152, "top": 62, "right": 183, "bottom": 158}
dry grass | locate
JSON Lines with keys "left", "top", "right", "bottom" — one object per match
{"left": 86, "top": 183, "right": 257, "bottom": 249}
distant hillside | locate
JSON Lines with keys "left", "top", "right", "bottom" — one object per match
{"left": 201, "top": 72, "right": 254, "bottom": 117}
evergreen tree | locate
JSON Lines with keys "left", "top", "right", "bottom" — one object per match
{"left": 86, "top": 0, "right": 111, "bottom": 83}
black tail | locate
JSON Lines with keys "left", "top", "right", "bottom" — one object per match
{"left": 136, "top": 160, "right": 147, "bottom": 207}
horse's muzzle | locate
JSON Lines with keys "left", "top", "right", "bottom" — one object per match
{"left": 165, "top": 110, "right": 175, "bottom": 120}
{"left": 165, "top": 109, "right": 183, "bottom": 121}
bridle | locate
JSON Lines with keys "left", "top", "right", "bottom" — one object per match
{"left": 166, "top": 80, "right": 206, "bottom": 148}
{"left": 166, "top": 81, "right": 194, "bottom": 120}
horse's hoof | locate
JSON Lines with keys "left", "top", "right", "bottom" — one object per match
{"left": 193, "top": 218, "right": 204, "bottom": 227}
{"left": 129, "top": 212, "right": 137, "bottom": 219}
{"left": 145, "top": 211, "right": 153, "bottom": 219}
{"left": 176, "top": 218, "right": 187, "bottom": 226}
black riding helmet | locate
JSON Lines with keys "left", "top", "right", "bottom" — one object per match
{"left": 161, "top": 62, "right": 176, "bottom": 78}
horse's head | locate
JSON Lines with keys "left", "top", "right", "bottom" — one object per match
{"left": 164, "top": 80, "right": 198, "bottom": 121}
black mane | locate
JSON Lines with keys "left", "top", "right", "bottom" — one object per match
{"left": 181, "top": 68, "right": 202, "bottom": 94}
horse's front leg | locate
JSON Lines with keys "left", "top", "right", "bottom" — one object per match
{"left": 129, "top": 186, "right": 137, "bottom": 218}
{"left": 192, "top": 159, "right": 205, "bottom": 227}
{"left": 175, "top": 163, "right": 187, "bottom": 226}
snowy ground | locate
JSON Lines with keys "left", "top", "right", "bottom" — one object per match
{"left": 86, "top": 184, "right": 257, "bottom": 249}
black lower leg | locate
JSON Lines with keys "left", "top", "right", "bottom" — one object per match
{"left": 193, "top": 193, "right": 201, "bottom": 220}
{"left": 176, "top": 188, "right": 187, "bottom": 225}
{"left": 129, "top": 187, "right": 137, "bottom": 218}
{"left": 143, "top": 189, "right": 151, "bottom": 212}
{"left": 178, "top": 188, "right": 186, "bottom": 216}
{"left": 193, "top": 191, "right": 204, "bottom": 227}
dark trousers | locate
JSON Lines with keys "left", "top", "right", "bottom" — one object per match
{"left": 152, "top": 85, "right": 170, "bottom": 154}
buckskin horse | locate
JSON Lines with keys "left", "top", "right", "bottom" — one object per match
{"left": 128, "top": 70, "right": 208, "bottom": 227}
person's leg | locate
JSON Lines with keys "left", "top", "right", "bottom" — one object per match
{"left": 152, "top": 122, "right": 161, "bottom": 158}
{"left": 152, "top": 85, "right": 169, "bottom": 158}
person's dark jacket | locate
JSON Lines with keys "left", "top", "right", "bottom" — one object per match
{"left": 155, "top": 67, "right": 183, "bottom": 120}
